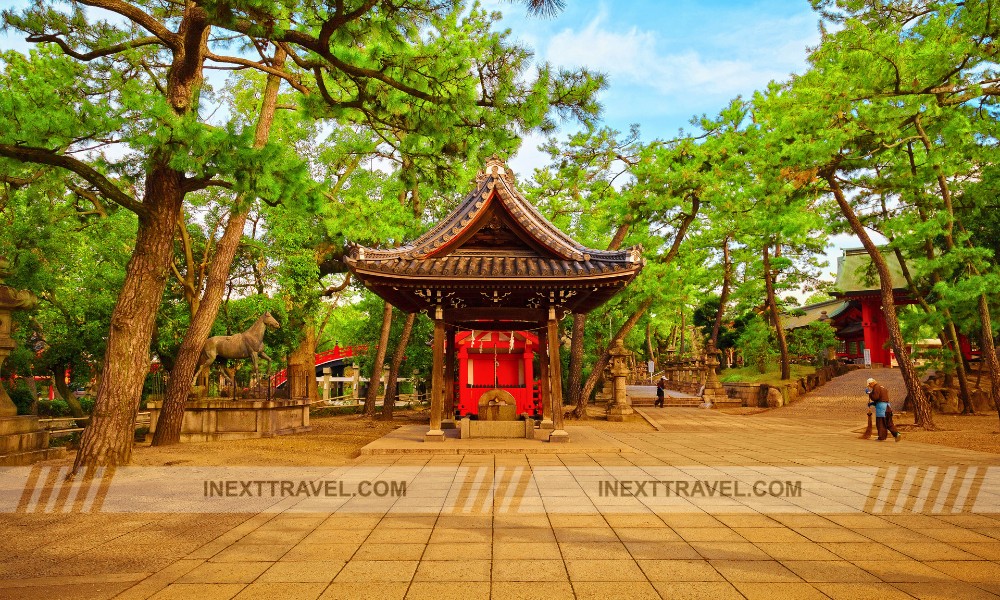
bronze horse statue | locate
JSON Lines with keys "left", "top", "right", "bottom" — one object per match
{"left": 194, "top": 311, "right": 280, "bottom": 388}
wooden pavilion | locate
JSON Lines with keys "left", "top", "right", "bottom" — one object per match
{"left": 345, "top": 157, "right": 644, "bottom": 442}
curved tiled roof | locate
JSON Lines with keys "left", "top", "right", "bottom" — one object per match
{"left": 345, "top": 157, "right": 643, "bottom": 279}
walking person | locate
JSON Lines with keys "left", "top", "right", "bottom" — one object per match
{"left": 866, "top": 376, "right": 901, "bottom": 442}
{"left": 655, "top": 376, "right": 666, "bottom": 408}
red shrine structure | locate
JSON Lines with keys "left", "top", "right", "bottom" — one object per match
{"left": 455, "top": 330, "right": 540, "bottom": 418}
{"left": 345, "top": 157, "right": 643, "bottom": 442}
{"left": 788, "top": 248, "right": 978, "bottom": 365}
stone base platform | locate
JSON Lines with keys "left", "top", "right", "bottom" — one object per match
{"left": 360, "top": 424, "right": 638, "bottom": 455}
{"left": 147, "top": 397, "right": 311, "bottom": 443}
{"left": 0, "top": 416, "right": 67, "bottom": 466}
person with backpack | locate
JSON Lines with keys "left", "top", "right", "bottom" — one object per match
{"left": 866, "top": 376, "right": 901, "bottom": 442}
{"left": 655, "top": 376, "right": 666, "bottom": 408}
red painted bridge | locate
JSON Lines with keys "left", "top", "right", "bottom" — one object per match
{"left": 271, "top": 344, "right": 366, "bottom": 388}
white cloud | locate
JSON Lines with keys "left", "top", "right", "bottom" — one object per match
{"left": 543, "top": 11, "right": 817, "bottom": 103}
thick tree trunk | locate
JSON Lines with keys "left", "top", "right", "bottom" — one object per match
{"left": 762, "top": 244, "right": 790, "bottom": 380}
{"left": 825, "top": 172, "right": 934, "bottom": 429}
{"left": 152, "top": 47, "right": 286, "bottom": 446}
{"left": 73, "top": 165, "right": 187, "bottom": 471}
{"left": 976, "top": 295, "right": 1000, "bottom": 427}
{"left": 72, "top": 4, "right": 211, "bottom": 472}
{"left": 710, "top": 235, "right": 732, "bottom": 347}
{"left": 364, "top": 301, "right": 393, "bottom": 417}
{"left": 568, "top": 313, "right": 588, "bottom": 418}
{"left": 287, "top": 324, "right": 318, "bottom": 403}
{"left": 381, "top": 311, "right": 415, "bottom": 421}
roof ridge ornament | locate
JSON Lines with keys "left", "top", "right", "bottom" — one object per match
{"left": 475, "top": 155, "right": 515, "bottom": 187}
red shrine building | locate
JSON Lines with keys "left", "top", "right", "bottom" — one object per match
{"left": 788, "top": 247, "right": 978, "bottom": 365}
{"left": 455, "top": 330, "right": 540, "bottom": 418}
{"left": 345, "top": 157, "right": 643, "bottom": 442}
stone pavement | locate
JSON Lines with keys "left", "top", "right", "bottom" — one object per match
{"left": 1, "top": 368, "right": 998, "bottom": 600}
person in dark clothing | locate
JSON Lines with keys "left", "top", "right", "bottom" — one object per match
{"left": 866, "top": 377, "right": 901, "bottom": 442}
{"left": 655, "top": 376, "right": 666, "bottom": 408}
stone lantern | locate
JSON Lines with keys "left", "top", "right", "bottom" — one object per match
{"left": 606, "top": 338, "right": 634, "bottom": 422}
{"left": 0, "top": 258, "right": 63, "bottom": 465}
{"left": 701, "top": 339, "right": 728, "bottom": 407}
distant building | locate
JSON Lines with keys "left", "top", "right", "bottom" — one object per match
{"left": 787, "top": 248, "right": 977, "bottom": 366}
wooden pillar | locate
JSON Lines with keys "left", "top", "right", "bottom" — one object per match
{"left": 538, "top": 324, "right": 552, "bottom": 428}
{"left": 426, "top": 307, "right": 445, "bottom": 442}
{"left": 523, "top": 340, "right": 535, "bottom": 415}
{"left": 548, "top": 308, "right": 570, "bottom": 443}
{"left": 442, "top": 325, "right": 456, "bottom": 428}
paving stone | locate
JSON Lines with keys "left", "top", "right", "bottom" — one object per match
{"left": 493, "top": 541, "right": 562, "bottom": 560}
{"left": 564, "top": 559, "right": 647, "bottom": 581}
{"left": 552, "top": 527, "right": 619, "bottom": 543}
{"left": 413, "top": 559, "right": 490, "bottom": 582}
{"left": 690, "top": 541, "right": 772, "bottom": 560}
{"left": 233, "top": 582, "right": 326, "bottom": 600}
{"left": 178, "top": 562, "right": 271, "bottom": 584}
{"left": 150, "top": 583, "right": 247, "bottom": 600}
{"left": 571, "top": 581, "right": 661, "bottom": 599}
{"left": 812, "top": 582, "right": 916, "bottom": 600}
{"left": 780, "top": 559, "right": 881, "bottom": 583}
{"left": 624, "top": 541, "right": 702, "bottom": 560}
{"left": 492, "top": 559, "right": 568, "bottom": 581}
{"left": 257, "top": 560, "right": 344, "bottom": 583}
{"left": 422, "top": 542, "right": 491, "bottom": 560}
{"left": 352, "top": 543, "right": 426, "bottom": 561}
{"left": 332, "top": 560, "right": 418, "bottom": 582}
{"left": 280, "top": 543, "right": 359, "bottom": 562}
{"left": 852, "top": 559, "right": 957, "bottom": 583}
{"left": 558, "top": 541, "right": 631, "bottom": 560}
{"left": 613, "top": 527, "right": 682, "bottom": 542}
{"left": 732, "top": 582, "right": 829, "bottom": 600}
{"left": 710, "top": 559, "right": 802, "bottom": 583}
{"left": 318, "top": 582, "right": 409, "bottom": 600}
{"left": 493, "top": 528, "right": 556, "bottom": 544}
{"left": 405, "top": 581, "right": 490, "bottom": 600}
{"left": 489, "top": 582, "right": 575, "bottom": 599}
{"left": 893, "top": 582, "right": 1000, "bottom": 600}
{"left": 923, "top": 560, "right": 1000, "bottom": 583}
{"left": 637, "top": 559, "right": 724, "bottom": 581}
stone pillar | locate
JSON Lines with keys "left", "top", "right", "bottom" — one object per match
{"left": 538, "top": 326, "right": 552, "bottom": 429}
{"left": 321, "top": 367, "right": 332, "bottom": 402}
{"left": 426, "top": 307, "right": 445, "bottom": 442}
{"left": 442, "top": 326, "right": 456, "bottom": 429}
{"left": 606, "top": 338, "right": 634, "bottom": 422}
{"left": 547, "top": 308, "right": 570, "bottom": 443}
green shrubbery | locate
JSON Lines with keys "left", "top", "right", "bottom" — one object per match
{"left": 736, "top": 317, "right": 778, "bottom": 374}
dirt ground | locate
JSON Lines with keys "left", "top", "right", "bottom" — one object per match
{"left": 894, "top": 411, "right": 1000, "bottom": 455}
{"left": 37, "top": 400, "right": 993, "bottom": 470}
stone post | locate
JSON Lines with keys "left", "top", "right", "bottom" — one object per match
{"left": 321, "top": 367, "right": 332, "bottom": 402}
{"left": 606, "top": 339, "right": 634, "bottom": 422}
